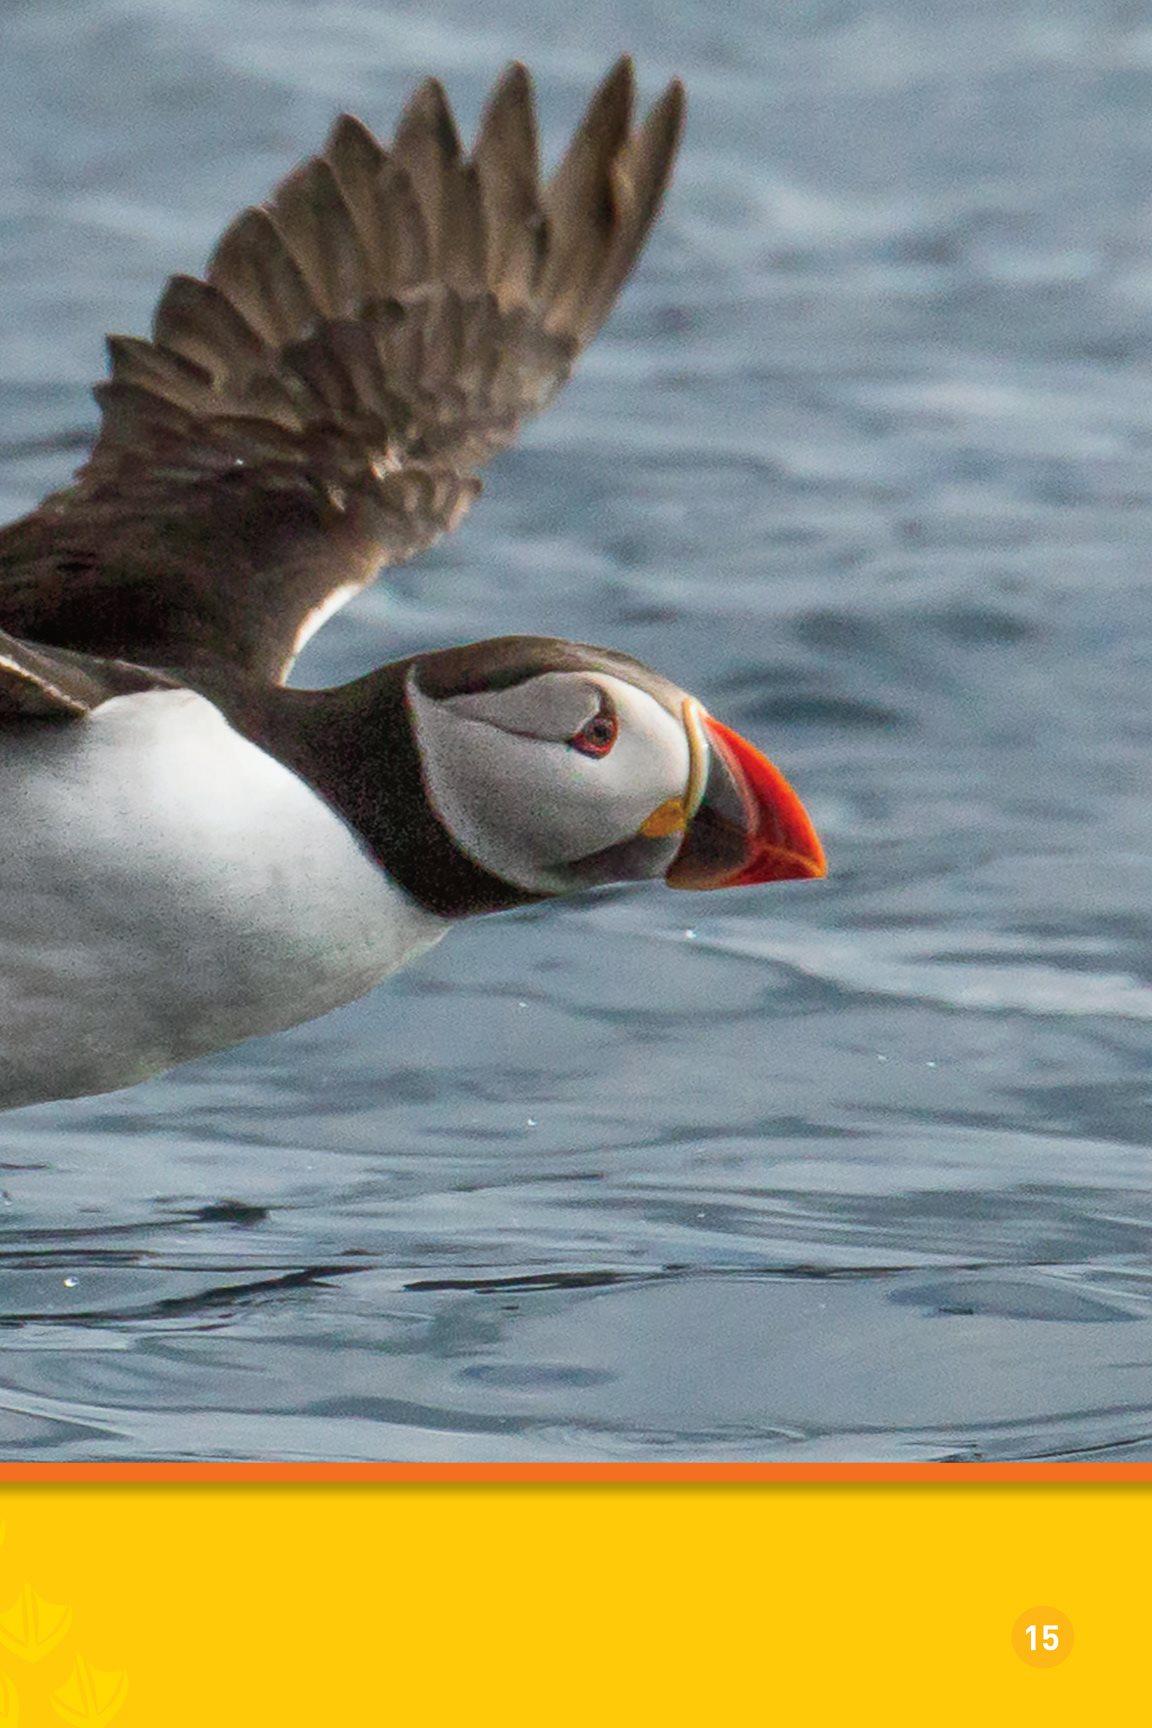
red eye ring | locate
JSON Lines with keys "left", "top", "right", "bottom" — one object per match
{"left": 570, "top": 703, "right": 618, "bottom": 758}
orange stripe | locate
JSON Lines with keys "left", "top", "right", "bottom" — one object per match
{"left": 0, "top": 1462, "right": 1141, "bottom": 1482}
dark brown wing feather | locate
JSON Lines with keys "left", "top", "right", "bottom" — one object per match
{"left": 0, "top": 626, "right": 169, "bottom": 719}
{"left": 0, "top": 60, "right": 684, "bottom": 683}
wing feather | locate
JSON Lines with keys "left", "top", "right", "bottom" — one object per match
{"left": 474, "top": 64, "right": 547, "bottom": 312}
{"left": 0, "top": 60, "right": 685, "bottom": 682}
{"left": 0, "top": 626, "right": 169, "bottom": 719}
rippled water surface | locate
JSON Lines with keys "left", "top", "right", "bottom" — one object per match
{"left": 2, "top": 0, "right": 1152, "bottom": 1460}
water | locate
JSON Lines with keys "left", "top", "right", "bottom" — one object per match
{"left": 1, "top": 0, "right": 1152, "bottom": 1460}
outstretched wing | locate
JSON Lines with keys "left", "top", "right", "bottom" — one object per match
{"left": 0, "top": 59, "right": 683, "bottom": 683}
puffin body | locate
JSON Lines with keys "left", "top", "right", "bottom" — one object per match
{"left": 0, "top": 61, "right": 826, "bottom": 1112}
{"left": 0, "top": 687, "right": 447, "bottom": 1108}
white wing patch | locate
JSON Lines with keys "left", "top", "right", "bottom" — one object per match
{"left": 284, "top": 578, "right": 372, "bottom": 676}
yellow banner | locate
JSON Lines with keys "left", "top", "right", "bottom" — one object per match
{"left": 0, "top": 1484, "right": 1137, "bottom": 1723}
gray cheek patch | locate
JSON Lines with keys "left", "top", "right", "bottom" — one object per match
{"left": 443, "top": 675, "right": 602, "bottom": 741}
{"left": 408, "top": 676, "right": 562, "bottom": 889}
{"left": 566, "top": 830, "right": 684, "bottom": 886}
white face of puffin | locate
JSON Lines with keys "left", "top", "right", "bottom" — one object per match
{"left": 405, "top": 664, "right": 827, "bottom": 898}
{"left": 407, "top": 670, "right": 691, "bottom": 893}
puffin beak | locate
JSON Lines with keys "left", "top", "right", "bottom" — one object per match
{"left": 659, "top": 701, "right": 827, "bottom": 891}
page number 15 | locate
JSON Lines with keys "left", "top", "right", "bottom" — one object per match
{"left": 1012, "top": 1607, "right": 1073, "bottom": 1667}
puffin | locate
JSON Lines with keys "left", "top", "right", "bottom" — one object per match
{"left": 0, "top": 59, "right": 826, "bottom": 1112}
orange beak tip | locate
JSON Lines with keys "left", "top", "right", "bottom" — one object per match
{"left": 705, "top": 716, "right": 827, "bottom": 887}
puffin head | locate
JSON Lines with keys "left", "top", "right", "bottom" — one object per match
{"left": 403, "top": 636, "right": 826, "bottom": 904}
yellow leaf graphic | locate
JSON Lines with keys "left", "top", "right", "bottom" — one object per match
{"left": 51, "top": 1656, "right": 127, "bottom": 1728}
{"left": 0, "top": 1672, "right": 18, "bottom": 1726}
{"left": 0, "top": 1586, "right": 72, "bottom": 1663}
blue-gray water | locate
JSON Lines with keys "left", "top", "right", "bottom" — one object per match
{"left": 1, "top": 0, "right": 1151, "bottom": 1461}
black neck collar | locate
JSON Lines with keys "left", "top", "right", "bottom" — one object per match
{"left": 220, "top": 661, "right": 547, "bottom": 920}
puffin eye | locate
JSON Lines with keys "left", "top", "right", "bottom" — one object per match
{"left": 569, "top": 698, "right": 618, "bottom": 758}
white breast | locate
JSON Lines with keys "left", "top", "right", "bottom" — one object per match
{"left": 0, "top": 689, "right": 447, "bottom": 1110}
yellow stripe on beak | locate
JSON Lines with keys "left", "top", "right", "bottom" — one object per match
{"left": 638, "top": 698, "right": 711, "bottom": 839}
